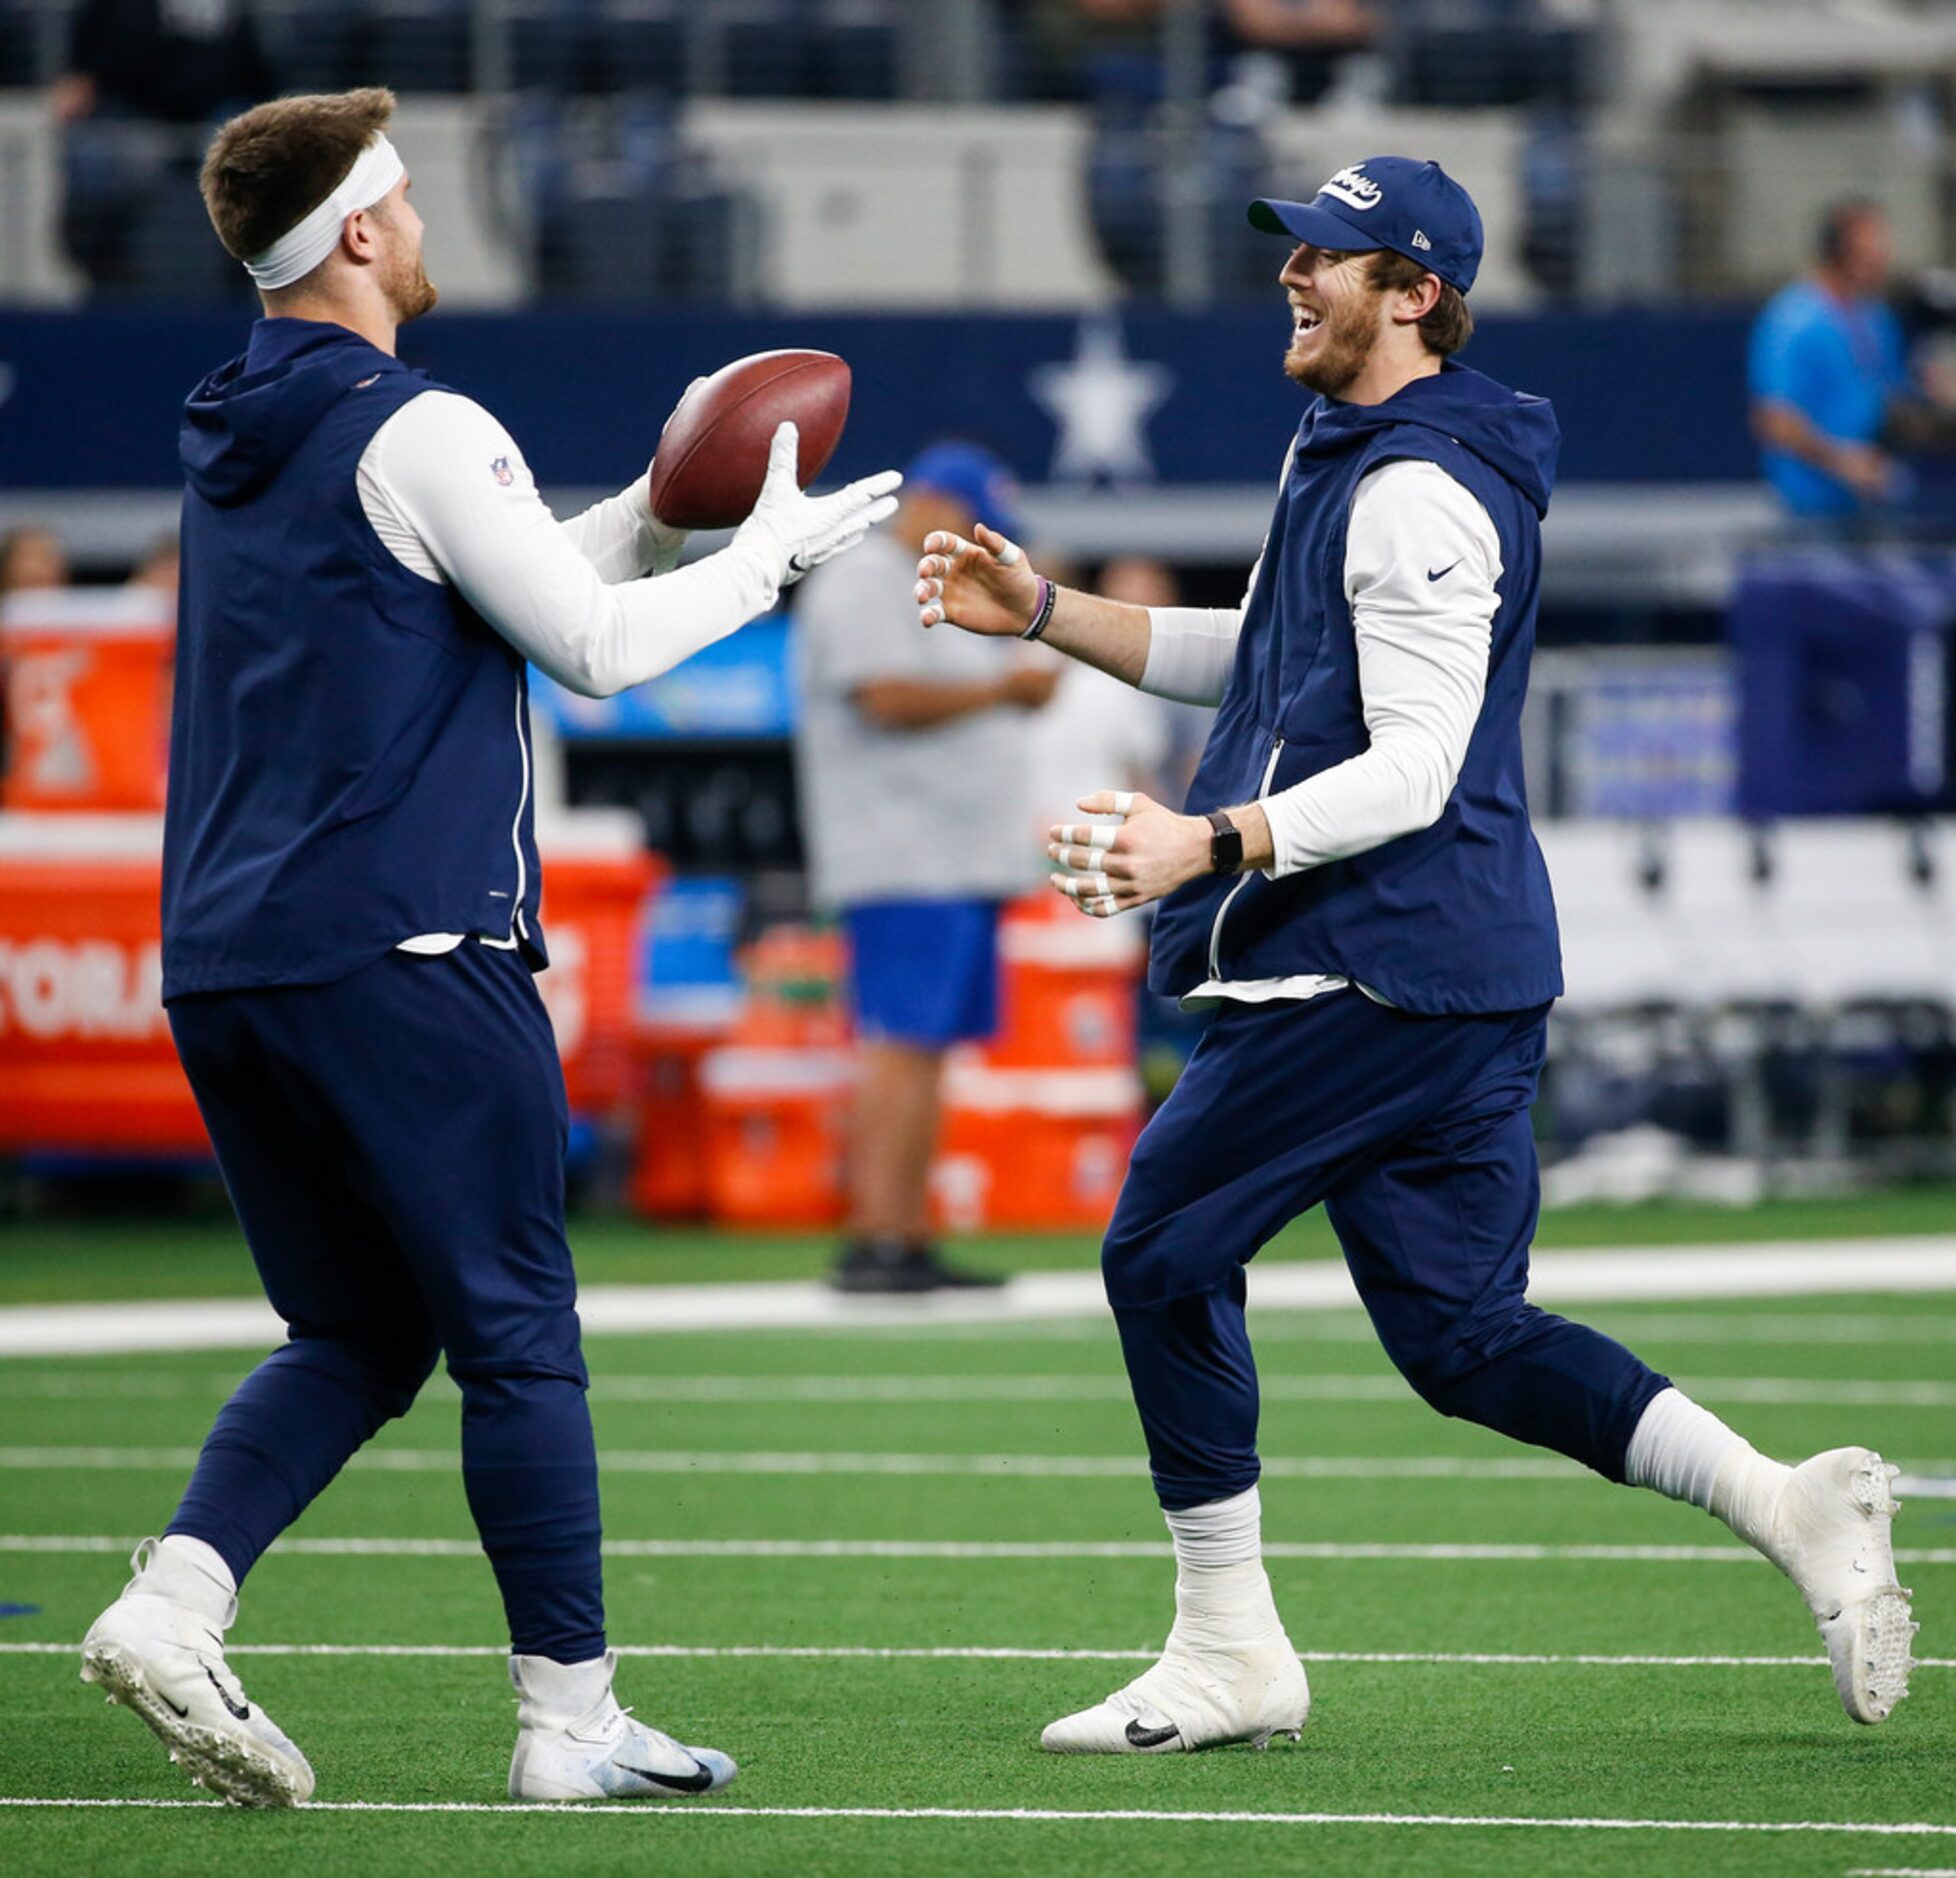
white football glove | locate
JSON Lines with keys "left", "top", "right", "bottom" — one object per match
{"left": 736, "top": 421, "right": 902, "bottom": 589}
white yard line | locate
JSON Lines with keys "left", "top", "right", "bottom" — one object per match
{"left": 1, "top": 1446, "right": 1950, "bottom": 1495}
{"left": 0, "top": 1447, "right": 1588, "bottom": 1479}
{"left": 582, "top": 1374, "right": 1956, "bottom": 1407}
{"left": 3, "top": 1640, "right": 1953, "bottom": 1670}
{"left": 1, "top": 1798, "right": 1953, "bottom": 1836}
{"left": 6, "top": 1534, "right": 1954, "bottom": 1563}
{"left": 5, "top": 1237, "right": 1956, "bottom": 1356}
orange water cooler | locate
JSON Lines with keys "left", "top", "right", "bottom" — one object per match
{"left": 1, "top": 588, "right": 174, "bottom": 812}
{"left": 693, "top": 925, "right": 852, "bottom": 1226}
{"left": 930, "top": 893, "right": 1145, "bottom": 1231}
{"left": 0, "top": 809, "right": 656, "bottom": 1158}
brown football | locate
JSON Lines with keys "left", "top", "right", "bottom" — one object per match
{"left": 647, "top": 349, "right": 852, "bottom": 530}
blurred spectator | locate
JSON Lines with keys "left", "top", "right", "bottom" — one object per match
{"left": 55, "top": 0, "right": 273, "bottom": 128}
{"left": 1221, "top": 0, "right": 1379, "bottom": 103}
{"left": 0, "top": 526, "right": 71, "bottom": 603}
{"left": 56, "top": 0, "right": 274, "bottom": 297}
{"left": 1010, "top": 0, "right": 1173, "bottom": 101}
{"left": 792, "top": 443, "right": 1058, "bottom": 1293}
{"left": 127, "top": 533, "right": 181, "bottom": 608}
{"left": 0, "top": 525, "right": 71, "bottom": 786}
{"left": 1749, "top": 200, "right": 1912, "bottom": 524}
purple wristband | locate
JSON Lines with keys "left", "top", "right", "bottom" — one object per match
{"left": 1021, "top": 577, "right": 1057, "bottom": 642}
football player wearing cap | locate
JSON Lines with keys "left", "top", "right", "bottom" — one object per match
{"left": 917, "top": 157, "right": 1916, "bottom": 1753}
{"left": 794, "top": 441, "right": 1059, "bottom": 1292}
{"left": 78, "top": 87, "right": 900, "bottom": 1806}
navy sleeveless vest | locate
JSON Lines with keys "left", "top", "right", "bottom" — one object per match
{"left": 1147, "top": 363, "right": 1564, "bottom": 1016}
{"left": 163, "top": 318, "right": 545, "bottom": 999}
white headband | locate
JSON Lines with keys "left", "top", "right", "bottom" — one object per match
{"left": 243, "top": 133, "right": 405, "bottom": 291}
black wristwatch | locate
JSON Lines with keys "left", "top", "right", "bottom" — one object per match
{"left": 1206, "top": 809, "right": 1244, "bottom": 876}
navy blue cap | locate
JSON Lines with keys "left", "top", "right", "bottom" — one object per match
{"left": 903, "top": 440, "right": 1023, "bottom": 541}
{"left": 1249, "top": 156, "right": 1483, "bottom": 294}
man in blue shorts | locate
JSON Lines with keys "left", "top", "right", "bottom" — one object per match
{"left": 918, "top": 157, "right": 1918, "bottom": 1752}
{"left": 794, "top": 443, "right": 1058, "bottom": 1291}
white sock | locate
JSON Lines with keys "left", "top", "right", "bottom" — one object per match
{"left": 144, "top": 1535, "right": 237, "bottom": 1623}
{"left": 1161, "top": 1487, "right": 1283, "bottom": 1650}
{"left": 1623, "top": 1387, "right": 1791, "bottom": 1554}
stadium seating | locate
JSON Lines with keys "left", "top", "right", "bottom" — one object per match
{"left": 498, "top": 93, "right": 757, "bottom": 303}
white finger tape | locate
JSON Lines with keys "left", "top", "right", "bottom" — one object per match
{"left": 996, "top": 540, "right": 1022, "bottom": 566}
{"left": 1111, "top": 792, "right": 1136, "bottom": 816}
{"left": 1059, "top": 824, "right": 1116, "bottom": 849}
{"left": 1091, "top": 895, "right": 1118, "bottom": 917}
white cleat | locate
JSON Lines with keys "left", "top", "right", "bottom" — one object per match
{"left": 1765, "top": 1447, "right": 1918, "bottom": 1724}
{"left": 508, "top": 1649, "right": 737, "bottom": 1801}
{"left": 1041, "top": 1629, "right": 1310, "bottom": 1754}
{"left": 79, "top": 1540, "right": 314, "bottom": 1807}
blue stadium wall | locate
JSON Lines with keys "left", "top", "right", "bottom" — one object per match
{"left": 0, "top": 306, "right": 1755, "bottom": 490}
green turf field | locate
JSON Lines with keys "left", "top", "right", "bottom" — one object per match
{"left": 0, "top": 1214, "right": 1952, "bottom": 1873}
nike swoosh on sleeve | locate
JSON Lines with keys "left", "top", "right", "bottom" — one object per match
{"left": 1426, "top": 560, "right": 1462, "bottom": 582}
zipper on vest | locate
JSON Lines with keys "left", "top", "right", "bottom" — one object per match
{"left": 1205, "top": 733, "right": 1285, "bottom": 980}
{"left": 510, "top": 676, "right": 531, "bottom": 943}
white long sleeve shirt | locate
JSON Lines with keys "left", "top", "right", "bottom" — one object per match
{"left": 1138, "top": 456, "right": 1503, "bottom": 1008}
{"left": 356, "top": 389, "right": 786, "bottom": 697}
{"left": 355, "top": 388, "right": 785, "bottom": 955}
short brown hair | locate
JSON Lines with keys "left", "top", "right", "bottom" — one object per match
{"left": 1369, "top": 249, "right": 1474, "bottom": 357}
{"left": 200, "top": 88, "right": 396, "bottom": 270}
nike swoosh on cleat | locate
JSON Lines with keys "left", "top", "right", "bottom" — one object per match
{"left": 614, "top": 1760, "right": 716, "bottom": 1794}
{"left": 204, "top": 1665, "right": 250, "bottom": 1722}
{"left": 1426, "top": 560, "right": 1462, "bottom": 582}
{"left": 1124, "top": 1719, "right": 1181, "bottom": 1749}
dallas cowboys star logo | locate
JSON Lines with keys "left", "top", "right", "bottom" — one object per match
{"left": 1028, "top": 316, "right": 1175, "bottom": 484}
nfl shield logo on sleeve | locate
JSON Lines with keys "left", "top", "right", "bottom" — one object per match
{"left": 490, "top": 456, "right": 513, "bottom": 486}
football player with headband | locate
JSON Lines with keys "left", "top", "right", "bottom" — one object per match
{"left": 78, "top": 86, "right": 899, "bottom": 1806}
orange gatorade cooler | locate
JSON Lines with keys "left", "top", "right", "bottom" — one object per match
{"left": 532, "top": 811, "right": 661, "bottom": 1116}
{"left": 0, "top": 812, "right": 205, "bottom": 1152}
{"left": 1, "top": 588, "right": 174, "bottom": 812}
{"left": 699, "top": 1045, "right": 852, "bottom": 1227}
{"left": 0, "top": 808, "right": 651, "bottom": 1158}
{"left": 631, "top": 1026, "right": 720, "bottom": 1220}
{"left": 984, "top": 891, "right": 1143, "bottom": 1070}
{"left": 932, "top": 1056, "right": 1142, "bottom": 1231}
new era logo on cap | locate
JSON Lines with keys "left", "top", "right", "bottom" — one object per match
{"left": 1247, "top": 155, "right": 1484, "bottom": 294}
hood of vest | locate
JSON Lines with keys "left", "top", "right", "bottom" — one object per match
{"left": 181, "top": 318, "right": 408, "bottom": 508}
{"left": 1292, "top": 360, "right": 1560, "bottom": 520}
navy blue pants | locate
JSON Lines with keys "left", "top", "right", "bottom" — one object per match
{"left": 1104, "top": 990, "right": 1670, "bottom": 1510}
{"left": 165, "top": 944, "right": 603, "bottom": 1662}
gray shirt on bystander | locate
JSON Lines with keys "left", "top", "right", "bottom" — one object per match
{"left": 793, "top": 531, "right": 1041, "bottom": 910}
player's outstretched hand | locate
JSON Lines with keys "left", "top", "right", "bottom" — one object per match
{"left": 916, "top": 524, "right": 1042, "bottom": 635}
{"left": 737, "top": 421, "right": 902, "bottom": 589}
{"left": 1047, "top": 790, "right": 1212, "bottom": 917}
